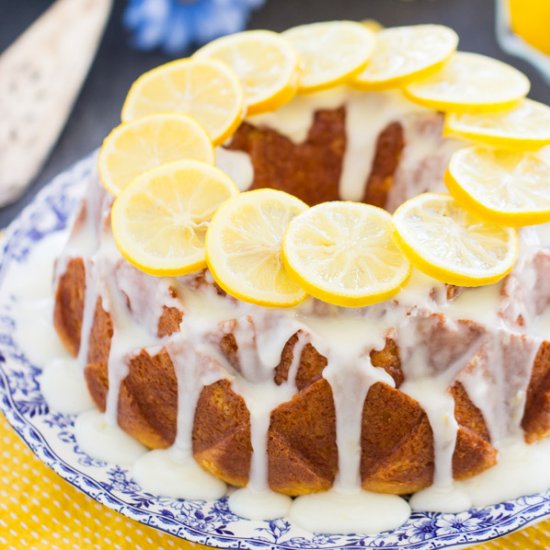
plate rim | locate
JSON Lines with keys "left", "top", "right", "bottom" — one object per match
{"left": 0, "top": 152, "right": 549, "bottom": 550}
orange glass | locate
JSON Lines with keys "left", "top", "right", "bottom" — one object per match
{"left": 496, "top": 0, "right": 550, "bottom": 84}
{"left": 508, "top": 0, "right": 550, "bottom": 55}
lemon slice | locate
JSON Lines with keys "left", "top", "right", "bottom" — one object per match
{"left": 98, "top": 114, "right": 214, "bottom": 197}
{"left": 353, "top": 25, "right": 458, "bottom": 90}
{"left": 206, "top": 189, "right": 308, "bottom": 307}
{"left": 112, "top": 160, "right": 239, "bottom": 276}
{"left": 393, "top": 193, "right": 518, "bottom": 286}
{"left": 445, "top": 146, "right": 550, "bottom": 227}
{"left": 282, "top": 21, "right": 376, "bottom": 93}
{"left": 194, "top": 30, "right": 299, "bottom": 115}
{"left": 445, "top": 99, "right": 550, "bottom": 149}
{"left": 121, "top": 58, "right": 244, "bottom": 145}
{"left": 283, "top": 202, "right": 411, "bottom": 307}
{"left": 404, "top": 52, "right": 530, "bottom": 113}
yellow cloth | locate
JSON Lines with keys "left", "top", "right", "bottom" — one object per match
{"left": 0, "top": 413, "right": 201, "bottom": 549}
{"left": 0, "top": 412, "right": 545, "bottom": 550}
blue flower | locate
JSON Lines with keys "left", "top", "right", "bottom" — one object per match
{"left": 435, "top": 512, "right": 481, "bottom": 534}
{"left": 407, "top": 515, "right": 439, "bottom": 543}
{"left": 124, "top": 0, "right": 265, "bottom": 55}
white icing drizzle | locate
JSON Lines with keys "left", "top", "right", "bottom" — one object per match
{"left": 288, "top": 310, "right": 410, "bottom": 533}
{"left": 54, "top": 176, "right": 108, "bottom": 288}
{"left": 247, "top": 86, "right": 348, "bottom": 143}
{"left": 4, "top": 232, "right": 69, "bottom": 367}
{"left": 444, "top": 283, "right": 503, "bottom": 328}
{"left": 41, "top": 358, "right": 94, "bottom": 414}
{"left": 306, "top": 312, "right": 393, "bottom": 491}
{"left": 287, "top": 331, "right": 308, "bottom": 389}
{"left": 167, "top": 338, "right": 227, "bottom": 454}
{"left": 339, "top": 90, "right": 424, "bottom": 201}
{"left": 2, "top": 231, "right": 95, "bottom": 415}
{"left": 457, "top": 436, "right": 550, "bottom": 508}
{"left": 290, "top": 490, "right": 411, "bottom": 535}
{"left": 459, "top": 349, "right": 505, "bottom": 446}
{"left": 327, "top": 353, "right": 394, "bottom": 491}
{"left": 403, "top": 379, "right": 458, "bottom": 488}
{"left": 395, "top": 310, "right": 489, "bottom": 512}
{"left": 386, "top": 112, "right": 464, "bottom": 212}
{"left": 404, "top": 375, "right": 469, "bottom": 513}
{"left": 215, "top": 147, "right": 254, "bottom": 191}
{"left": 228, "top": 314, "right": 303, "bottom": 520}
{"left": 102, "top": 261, "right": 152, "bottom": 426}
{"left": 534, "top": 221, "right": 550, "bottom": 248}
{"left": 133, "top": 448, "right": 226, "bottom": 500}
{"left": 75, "top": 410, "right": 147, "bottom": 466}
{"left": 244, "top": 86, "right": 462, "bottom": 206}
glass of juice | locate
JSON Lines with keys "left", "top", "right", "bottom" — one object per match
{"left": 496, "top": 0, "right": 550, "bottom": 84}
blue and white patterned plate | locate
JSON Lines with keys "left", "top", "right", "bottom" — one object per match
{"left": 0, "top": 153, "right": 549, "bottom": 550}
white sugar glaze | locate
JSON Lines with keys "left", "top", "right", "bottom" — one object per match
{"left": 133, "top": 448, "right": 226, "bottom": 500}
{"left": 3, "top": 231, "right": 69, "bottom": 367}
{"left": 41, "top": 358, "right": 94, "bottom": 415}
{"left": 340, "top": 90, "right": 424, "bottom": 201}
{"left": 7, "top": 83, "right": 550, "bottom": 535}
{"left": 290, "top": 490, "right": 411, "bottom": 535}
{"left": 2, "top": 231, "right": 95, "bottom": 414}
{"left": 228, "top": 315, "right": 300, "bottom": 519}
{"left": 215, "top": 147, "right": 254, "bottom": 191}
{"left": 75, "top": 410, "right": 147, "bottom": 465}
{"left": 247, "top": 86, "right": 348, "bottom": 143}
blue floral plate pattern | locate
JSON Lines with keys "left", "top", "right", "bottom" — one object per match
{"left": 0, "top": 153, "right": 549, "bottom": 549}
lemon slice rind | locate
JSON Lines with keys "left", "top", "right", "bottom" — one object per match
{"left": 206, "top": 189, "right": 308, "bottom": 307}
{"left": 112, "top": 159, "right": 239, "bottom": 277}
{"left": 393, "top": 193, "right": 518, "bottom": 286}
{"left": 98, "top": 113, "right": 215, "bottom": 197}
{"left": 283, "top": 21, "right": 376, "bottom": 93}
{"left": 403, "top": 52, "right": 530, "bottom": 113}
{"left": 445, "top": 99, "right": 550, "bottom": 150}
{"left": 121, "top": 58, "right": 245, "bottom": 145}
{"left": 194, "top": 30, "right": 299, "bottom": 115}
{"left": 353, "top": 24, "right": 458, "bottom": 90}
{"left": 445, "top": 146, "right": 550, "bottom": 227}
{"left": 283, "top": 201, "right": 411, "bottom": 307}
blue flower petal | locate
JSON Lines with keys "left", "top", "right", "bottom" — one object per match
{"left": 193, "top": 2, "right": 248, "bottom": 43}
{"left": 124, "top": 0, "right": 173, "bottom": 50}
{"left": 123, "top": 0, "right": 265, "bottom": 53}
{"left": 163, "top": 6, "right": 194, "bottom": 54}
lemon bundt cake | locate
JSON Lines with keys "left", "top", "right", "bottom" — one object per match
{"left": 51, "top": 22, "right": 550, "bottom": 533}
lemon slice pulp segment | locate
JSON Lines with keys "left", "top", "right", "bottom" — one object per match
{"left": 206, "top": 189, "right": 308, "bottom": 307}
{"left": 283, "top": 202, "right": 411, "bottom": 307}
{"left": 283, "top": 21, "right": 376, "bottom": 93}
{"left": 353, "top": 24, "right": 458, "bottom": 90}
{"left": 445, "top": 99, "right": 550, "bottom": 149}
{"left": 98, "top": 114, "right": 214, "bottom": 196}
{"left": 121, "top": 58, "right": 244, "bottom": 145}
{"left": 112, "top": 160, "right": 239, "bottom": 277}
{"left": 393, "top": 193, "right": 518, "bottom": 286}
{"left": 445, "top": 146, "right": 550, "bottom": 227}
{"left": 194, "top": 30, "right": 299, "bottom": 115}
{"left": 404, "top": 52, "right": 530, "bottom": 113}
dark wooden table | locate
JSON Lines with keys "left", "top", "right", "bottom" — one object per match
{"left": 1, "top": 0, "right": 549, "bottom": 228}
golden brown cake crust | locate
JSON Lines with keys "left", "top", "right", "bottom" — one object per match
{"left": 53, "top": 257, "right": 86, "bottom": 356}
{"left": 522, "top": 341, "right": 550, "bottom": 443}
